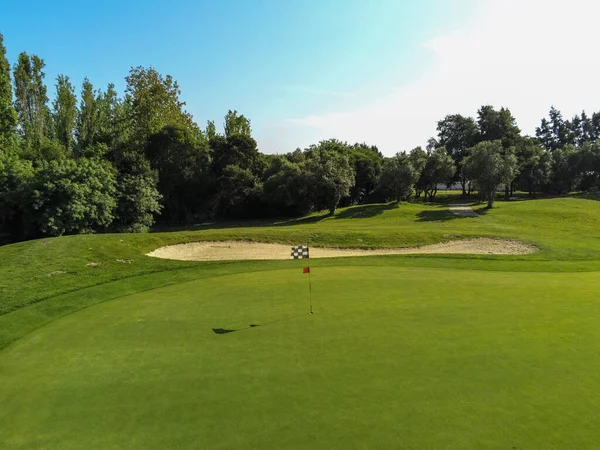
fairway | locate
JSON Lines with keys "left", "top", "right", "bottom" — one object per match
{"left": 3, "top": 266, "right": 600, "bottom": 449}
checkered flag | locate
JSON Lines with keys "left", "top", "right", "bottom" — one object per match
{"left": 291, "top": 245, "right": 309, "bottom": 259}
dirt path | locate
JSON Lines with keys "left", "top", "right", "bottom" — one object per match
{"left": 449, "top": 202, "right": 479, "bottom": 217}
{"left": 147, "top": 238, "right": 537, "bottom": 262}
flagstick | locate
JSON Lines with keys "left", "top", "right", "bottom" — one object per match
{"left": 307, "top": 240, "right": 313, "bottom": 315}
{"left": 308, "top": 266, "right": 313, "bottom": 315}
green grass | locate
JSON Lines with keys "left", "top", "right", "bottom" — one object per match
{"left": 3, "top": 267, "right": 600, "bottom": 448}
{"left": 2, "top": 194, "right": 600, "bottom": 317}
{"left": 2, "top": 195, "right": 600, "bottom": 448}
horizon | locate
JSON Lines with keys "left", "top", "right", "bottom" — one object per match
{"left": 2, "top": 0, "right": 599, "bottom": 155}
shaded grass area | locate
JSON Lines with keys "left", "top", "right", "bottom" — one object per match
{"left": 2, "top": 266, "right": 600, "bottom": 449}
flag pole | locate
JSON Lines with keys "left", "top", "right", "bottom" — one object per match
{"left": 308, "top": 240, "right": 313, "bottom": 315}
{"left": 308, "top": 268, "right": 313, "bottom": 314}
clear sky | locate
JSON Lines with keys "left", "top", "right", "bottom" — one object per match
{"left": 2, "top": 0, "right": 599, "bottom": 155}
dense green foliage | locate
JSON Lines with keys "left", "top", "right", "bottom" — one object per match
{"left": 463, "top": 141, "right": 518, "bottom": 207}
{"left": 1, "top": 31, "right": 600, "bottom": 243}
{"left": 0, "top": 34, "right": 17, "bottom": 147}
{"left": 377, "top": 152, "right": 419, "bottom": 201}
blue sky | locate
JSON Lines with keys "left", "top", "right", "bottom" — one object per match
{"left": 2, "top": 0, "right": 599, "bottom": 154}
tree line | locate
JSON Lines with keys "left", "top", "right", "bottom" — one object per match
{"left": 1, "top": 32, "right": 599, "bottom": 242}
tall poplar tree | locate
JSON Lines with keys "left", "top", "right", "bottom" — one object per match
{"left": 52, "top": 74, "right": 77, "bottom": 153}
{"left": 13, "top": 53, "right": 49, "bottom": 146}
{"left": 0, "top": 33, "right": 17, "bottom": 147}
{"left": 75, "top": 77, "right": 98, "bottom": 151}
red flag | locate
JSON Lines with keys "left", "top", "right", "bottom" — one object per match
{"left": 303, "top": 267, "right": 310, "bottom": 274}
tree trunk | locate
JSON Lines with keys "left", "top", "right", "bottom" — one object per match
{"left": 461, "top": 178, "right": 467, "bottom": 196}
{"left": 504, "top": 185, "right": 509, "bottom": 200}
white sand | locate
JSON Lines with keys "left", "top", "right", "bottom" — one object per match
{"left": 146, "top": 238, "right": 537, "bottom": 262}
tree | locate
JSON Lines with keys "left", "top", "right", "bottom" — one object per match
{"left": 463, "top": 141, "right": 518, "bottom": 207}
{"left": 0, "top": 33, "right": 17, "bottom": 147}
{"left": 28, "top": 158, "right": 117, "bottom": 236}
{"left": 573, "top": 141, "right": 600, "bottom": 190}
{"left": 515, "top": 139, "right": 552, "bottom": 197}
{"left": 303, "top": 145, "right": 355, "bottom": 214}
{"left": 0, "top": 151, "right": 34, "bottom": 238}
{"left": 549, "top": 145, "right": 579, "bottom": 194}
{"left": 549, "top": 107, "right": 569, "bottom": 149}
{"left": 408, "top": 147, "right": 428, "bottom": 197}
{"left": 216, "top": 165, "right": 261, "bottom": 218}
{"left": 377, "top": 153, "right": 420, "bottom": 202}
{"left": 477, "top": 105, "right": 521, "bottom": 199}
{"left": 52, "top": 75, "right": 77, "bottom": 154}
{"left": 13, "top": 53, "right": 50, "bottom": 146}
{"left": 437, "top": 114, "right": 478, "bottom": 195}
{"left": 536, "top": 107, "right": 569, "bottom": 151}
{"left": 211, "top": 132, "right": 262, "bottom": 175}
{"left": 415, "top": 147, "right": 455, "bottom": 201}
{"left": 536, "top": 118, "right": 554, "bottom": 151}
{"left": 33, "top": 138, "right": 67, "bottom": 162}
{"left": 566, "top": 114, "right": 582, "bottom": 147}
{"left": 205, "top": 120, "right": 218, "bottom": 140}
{"left": 75, "top": 78, "right": 98, "bottom": 152}
{"left": 592, "top": 112, "right": 600, "bottom": 142}
{"left": 262, "top": 157, "right": 311, "bottom": 216}
{"left": 145, "top": 124, "right": 212, "bottom": 222}
{"left": 426, "top": 137, "right": 439, "bottom": 152}
{"left": 580, "top": 111, "right": 594, "bottom": 145}
{"left": 477, "top": 105, "right": 521, "bottom": 149}
{"left": 96, "top": 83, "right": 127, "bottom": 147}
{"left": 114, "top": 173, "right": 162, "bottom": 232}
{"left": 347, "top": 143, "right": 383, "bottom": 204}
{"left": 550, "top": 145, "right": 578, "bottom": 194}
{"left": 125, "top": 66, "right": 193, "bottom": 144}
{"left": 224, "top": 110, "right": 251, "bottom": 137}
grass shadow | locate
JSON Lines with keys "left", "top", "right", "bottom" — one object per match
{"left": 274, "top": 214, "right": 329, "bottom": 226}
{"left": 212, "top": 314, "right": 308, "bottom": 335}
{"left": 471, "top": 204, "right": 492, "bottom": 215}
{"left": 274, "top": 202, "right": 399, "bottom": 226}
{"left": 212, "top": 328, "right": 238, "bottom": 335}
{"left": 416, "top": 209, "right": 461, "bottom": 222}
{"left": 568, "top": 192, "right": 600, "bottom": 202}
{"left": 331, "top": 202, "right": 398, "bottom": 220}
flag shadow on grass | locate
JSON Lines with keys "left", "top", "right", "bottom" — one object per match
{"left": 212, "top": 324, "right": 259, "bottom": 335}
{"left": 212, "top": 314, "right": 307, "bottom": 335}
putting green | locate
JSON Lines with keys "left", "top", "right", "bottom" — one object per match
{"left": 2, "top": 266, "right": 600, "bottom": 449}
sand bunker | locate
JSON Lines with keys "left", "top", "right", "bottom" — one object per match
{"left": 146, "top": 238, "right": 537, "bottom": 261}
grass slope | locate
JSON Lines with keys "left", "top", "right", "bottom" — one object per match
{"left": 2, "top": 266, "right": 600, "bottom": 448}
{"left": 2, "top": 195, "right": 600, "bottom": 316}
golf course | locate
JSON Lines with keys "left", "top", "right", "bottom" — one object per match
{"left": 2, "top": 195, "right": 600, "bottom": 449}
